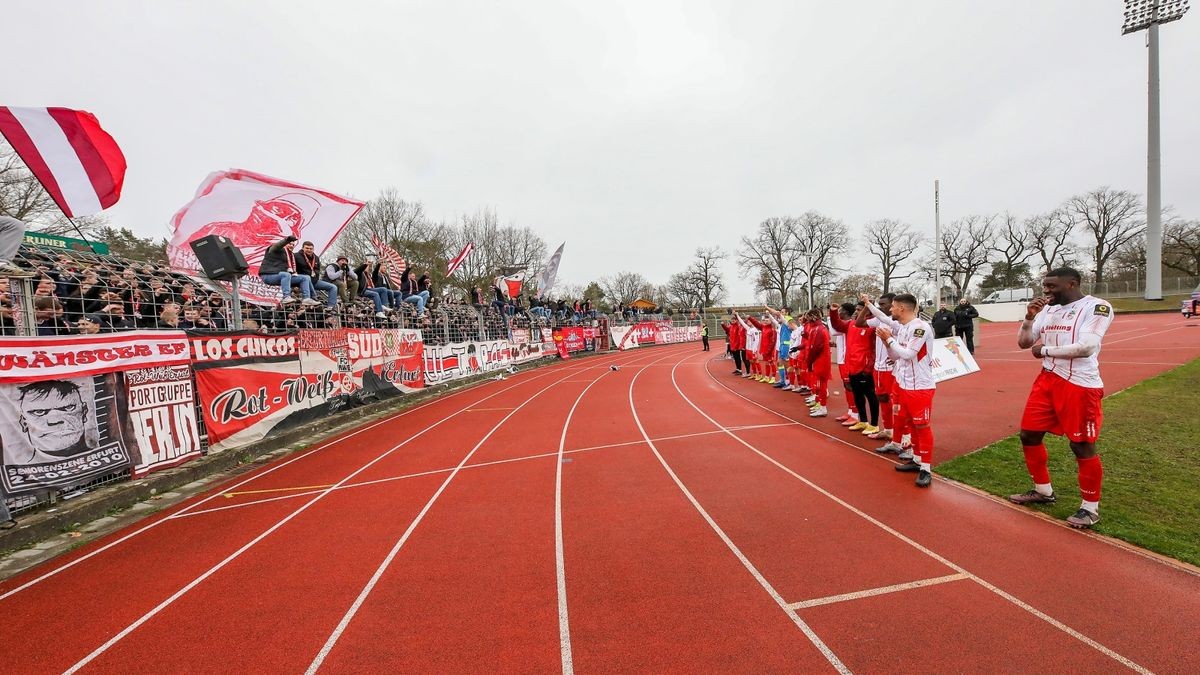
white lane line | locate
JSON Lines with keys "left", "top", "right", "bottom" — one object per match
{"left": 60, "top": 357, "right": 623, "bottom": 674}
{"left": 786, "top": 574, "right": 969, "bottom": 610}
{"left": 304, "top": 348, "right": 673, "bottom": 673}
{"left": 628, "top": 352, "right": 851, "bottom": 674}
{"left": 175, "top": 422, "right": 802, "bottom": 519}
{"left": 683, "top": 363, "right": 1151, "bottom": 674}
{"left": 0, "top": 379, "right": 497, "bottom": 602}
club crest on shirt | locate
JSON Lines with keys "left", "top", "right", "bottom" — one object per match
{"left": 1064, "top": 310, "right": 1077, "bottom": 320}
{"left": 1094, "top": 304, "right": 1111, "bottom": 316}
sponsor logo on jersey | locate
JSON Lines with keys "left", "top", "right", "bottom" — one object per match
{"left": 1094, "top": 304, "right": 1111, "bottom": 316}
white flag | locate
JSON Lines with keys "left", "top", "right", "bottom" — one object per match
{"left": 536, "top": 242, "right": 565, "bottom": 299}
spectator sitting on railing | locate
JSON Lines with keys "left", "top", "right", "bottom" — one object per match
{"left": 295, "top": 241, "right": 338, "bottom": 309}
{"left": 528, "top": 295, "right": 549, "bottom": 319}
{"left": 399, "top": 267, "right": 428, "bottom": 316}
{"left": 325, "top": 255, "right": 359, "bottom": 305}
{"left": 491, "top": 283, "right": 507, "bottom": 314}
{"left": 260, "top": 235, "right": 321, "bottom": 308}
{"left": 470, "top": 285, "right": 483, "bottom": 308}
{"left": 356, "top": 255, "right": 400, "bottom": 316}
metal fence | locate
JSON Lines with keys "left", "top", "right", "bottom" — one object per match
{"left": 975, "top": 276, "right": 1199, "bottom": 303}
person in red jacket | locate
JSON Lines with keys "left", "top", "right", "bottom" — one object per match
{"left": 802, "top": 310, "right": 832, "bottom": 416}
{"left": 721, "top": 316, "right": 745, "bottom": 375}
{"left": 830, "top": 301, "right": 878, "bottom": 430}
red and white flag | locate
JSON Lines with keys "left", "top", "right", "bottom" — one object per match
{"left": 0, "top": 106, "right": 126, "bottom": 218}
{"left": 167, "top": 169, "right": 363, "bottom": 304}
{"left": 446, "top": 242, "right": 474, "bottom": 277}
{"left": 499, "top": 272, "right": 525, "bottom": 299}
{"left": 370, "top": 234, "right": 407, "bottom": 287}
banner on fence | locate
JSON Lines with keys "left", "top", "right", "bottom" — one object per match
{"left": 125, "top": 365, "right": 203, "bottom": 478}
{"left": 609, "top": 322, "right": 701, "bottom": 350}
{"left": 190, "top": 329, "right": 425, "bottom": 453}
{"left": 0, "top": 332, "right": 194, "bottom": 495}
{"left": 931, "top": 336, "right": 982, "bottom": 382}
{"left": 422, "top": 340, "right": 512, "bottom": 385}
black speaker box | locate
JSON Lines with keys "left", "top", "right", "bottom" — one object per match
{"left": 189, "top": 235, "right": 249, "bottom": 281}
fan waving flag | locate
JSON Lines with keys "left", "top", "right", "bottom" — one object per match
{"left": 446, "top": 242, "right": 474, "bottom": 277}
{"left": 370, "top": 234, "right": 407, "bottom": 287}
{"left": 0, "top": 107, "right": 126, "bottom": 218}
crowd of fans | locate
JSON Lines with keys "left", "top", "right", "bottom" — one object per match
{"left": 0, "top": 236, "right": 698, "bottom": 345}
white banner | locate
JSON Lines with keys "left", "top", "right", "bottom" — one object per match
{"left": 931, "top": 336, "right": 982, "bottom": 382}
{"left": 0, "top": 331, "right": 191, "bottom": 384}
{"left": 422, "top": 340, "right": 514, "bottom": 386}
{"left": 167, "top": 169, "right": 364, "bottom": 304}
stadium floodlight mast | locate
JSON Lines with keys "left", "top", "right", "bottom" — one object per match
{"left": 1123, "top": 0, "right": 1190, "bottom": 301}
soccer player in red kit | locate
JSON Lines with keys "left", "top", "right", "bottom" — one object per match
{"left": 802, "top": 310, "right": 832, "bottom": 417}
{"left": 1010, "top": 267, "right": 1115, "bottom": 529}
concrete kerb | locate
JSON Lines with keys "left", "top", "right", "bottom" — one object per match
{"left": 0, "top": 348, "right": 609, "bottom": 573}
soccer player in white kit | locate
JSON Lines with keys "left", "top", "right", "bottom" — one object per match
{"left": 1010, "top": 267, "right": 1115, "bottom": 529}
{"left": 864, "top": 293, "right": 937, "bottom": 488}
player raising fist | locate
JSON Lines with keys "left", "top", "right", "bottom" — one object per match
{"left": 1009, "top": 267, "right": 1115, "bottom": 529}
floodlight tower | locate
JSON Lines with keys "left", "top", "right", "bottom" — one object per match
{"left": 1123, "top": 0, "right": 1190, "bottom": 301}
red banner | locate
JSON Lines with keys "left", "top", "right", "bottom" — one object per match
{"left": 0, "top": 331, "right": 190, "bottom": 383}
{"left": 124, "top": 365, "right": 202, "bottom": 478}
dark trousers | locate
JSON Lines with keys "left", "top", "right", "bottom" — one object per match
{"left": 702, "top": 336, "right": 709, "bottom": 351}
{"left": 731, "top": 349, "right": 744, "bottom": 371}
{"left": 849, "top": 372, "right": 879, "bottom": 426}
{"left": 956, "top": 325, "right": 975, "bottom": 353}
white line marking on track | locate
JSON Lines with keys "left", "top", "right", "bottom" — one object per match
{"left": 786, "top": 574, "right": 969, "bottom": 610}
{"left": 304, "top": 347, "right": 669, "bottom": 673}
{"left": 173, "top": 422, "right": 804, "bottom": 519}
{"left": 0, "top": 381, "right": 490, "bottom": 602}
{"left": 628, "top": 351, "right": 852, "bottom": 674}
{"left": 686, "top": 362, "right": 1152, "bottom": 674}
{"left": 59, "top": 356, "right": 627, "bottom": 674}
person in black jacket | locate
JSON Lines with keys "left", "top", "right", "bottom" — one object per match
{"left": 354, "top": 256, "right": 399, "bottom": 318}
{"left": 259, "top": 236, "right": 319, "bottom": 306}
{"left": 295, "top": 241, "right": 338, "bottom": 308}
{"left": 931, "top": 303, "right": 956, "bottom": 339}
{"left": 954, "top": 298, "right": 979, "bottom": 353}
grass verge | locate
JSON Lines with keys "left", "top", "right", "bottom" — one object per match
{"left": 937, "top": 358, "right": 1200, "bottom": 567}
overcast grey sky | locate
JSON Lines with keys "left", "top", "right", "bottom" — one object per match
{"left": 8, "top": 0, "right": 1199, "bottom": 302}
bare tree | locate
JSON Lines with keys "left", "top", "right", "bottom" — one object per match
{"left": 493, "top": 225, "right": 549, "bottom": 283}
{"left": 866, "top": 219, "right": 923, "bottom": 293}
{"left": 600, "top": 271, "right": 654, "bottom": 305}
{"left": 830, "top": 273, "right": 883, "bottom": 302}
{"left": 1064, "top": 187, "right": 1145, "bottom": 283}
{"left": 792, "top": 211, "right": 850, "bottom": 309}
{"left": 939, "top": 215, "right": 996, "bottom": 298}
{"left": 665, "top": 271, "right": 703, "bottom": 308}
{"left": 991, "top": 211, "right": 1035, "bottom": 269}
{"left": 668, "top": 246, "right": 727, "bottom": 308}
{"left": 1025, "top": 209, "right": 1078, "bottom": 273}
{"left": 737, "top": 217, "right": 805, "bottom": 309}
{"left": 1163, "top": 219, "right": 1200, "bottom": 277}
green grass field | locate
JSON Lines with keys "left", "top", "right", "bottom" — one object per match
{"left": 937, "top": 359, "right": 1200, "bottom": 567}
{"left": 1109, "top": 293, "right": 1190, "bottom": 313}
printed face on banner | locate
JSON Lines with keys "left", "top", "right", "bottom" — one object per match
{"left": 0, "top": 375, "right": 130, "bottom": 494}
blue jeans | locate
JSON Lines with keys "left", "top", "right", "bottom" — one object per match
{"left": 261, "top": 272, "right": 312, "bottom": 299}
{"left": 361, "top": 288, "right": 386, "bottom": 312}
{"left": 403, "top": 290, "right": 428, "bottom": 314}
{"left": 313, "top": 279, "right": 339, "bottom": 307}
{"left": 529, "top": 307, "right": 548, "bottom": 318}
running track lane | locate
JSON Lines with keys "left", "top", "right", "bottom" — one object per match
{"left": 688, "top": 353, "right": 1200, "bottom": 673}
{"left": 303, "top": 347, "right": 681, "bottom": 673}
{"left": 0, "top": 350, "right": 635, "bottom": 673}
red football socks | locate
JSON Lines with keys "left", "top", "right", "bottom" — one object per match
{"left": 1076, "top": 455, "right": 1104, "bottom": 503}
{"left": 1022, "top": 444, "right": 1051, "bottom": 485}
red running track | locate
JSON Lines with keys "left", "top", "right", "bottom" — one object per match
{"left": 1, "top": 339, "right": 1197, "bottom": 673}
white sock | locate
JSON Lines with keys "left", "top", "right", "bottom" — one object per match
{"left": 920, "top": 462, "right": 932, "bottom": 471}
{"left": 1081, "top": 500, "right": 1099, "bottom": 514}
{"left": 1034, "top": 483, "right": 1054, "bottom": 497}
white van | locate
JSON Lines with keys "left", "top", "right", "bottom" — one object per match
{"left": 981, "top": 288, "right": 1035, "bottom": 304}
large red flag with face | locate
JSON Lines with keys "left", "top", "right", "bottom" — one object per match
{"left": 0, "top": 106, "right": 126, "bottom": 218}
